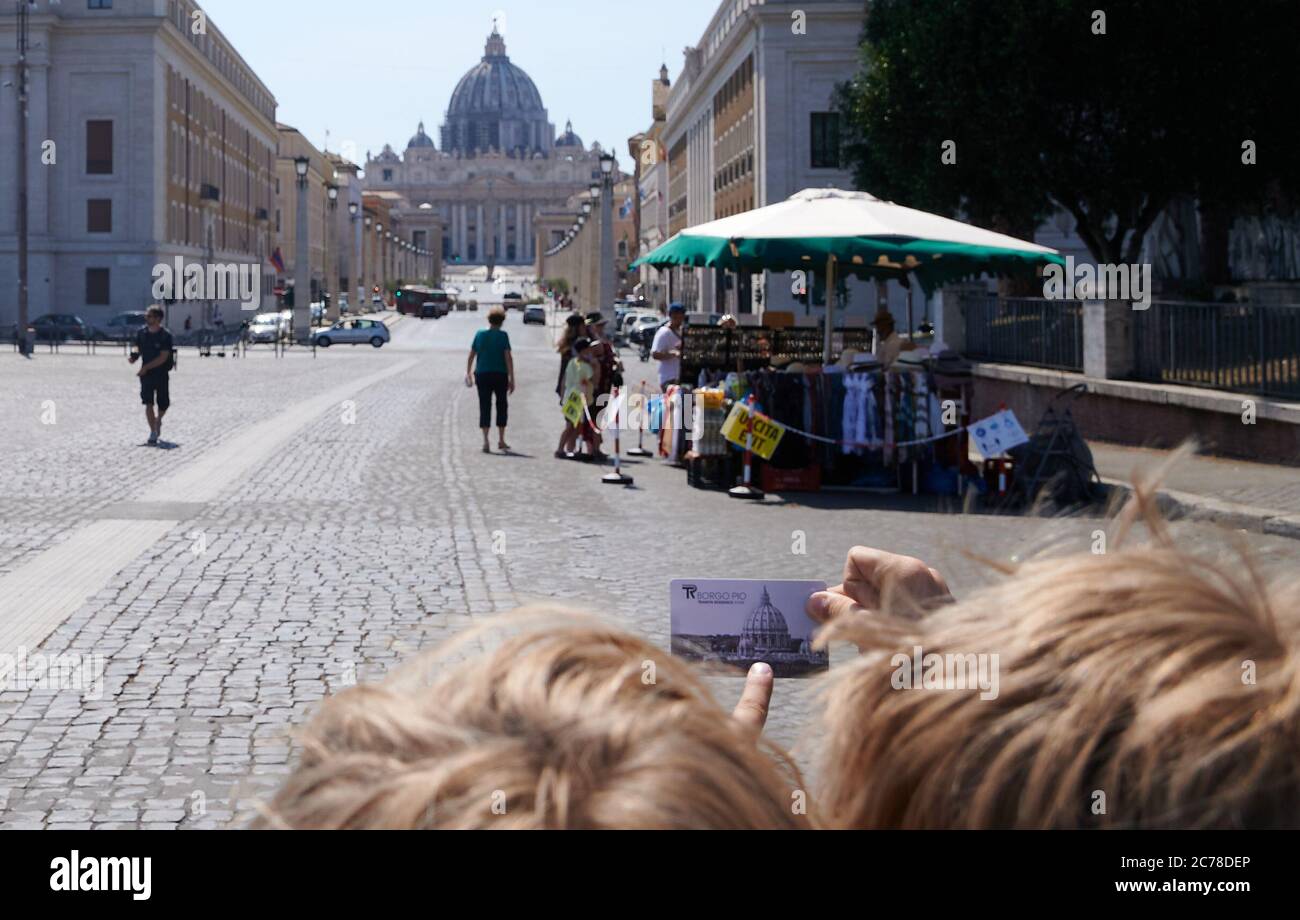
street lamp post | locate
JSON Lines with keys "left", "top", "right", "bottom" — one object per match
{"left": 363, "top": 214, "right": 372, "bottom": 305}
{"left": 350, "top": 201, "right": 361, "bottom": 312}
{"left": 588, "top": 181, "right": 600, "bottom": 315}
{"left": 376, "top": 223, "right": 385, "bottom": 305}
{"left": 14, "top": 0, "right": 32, "bottom": 355}
{"left": 325, "top": 183, "right": 339, "bottom": 323}
{"left": 293, "top": 155, "right": 311, "bottom": 343}
{"left": 598, "top": 152, "right": 616, "bottom": 321}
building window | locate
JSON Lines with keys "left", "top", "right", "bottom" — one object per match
{"left": 86, "top": 268, "right": 111, "bottom": 305}
{"left": 382, "top": 169, "right": 393, "bottom": 182}
{"left": 86, "top": 120, "right": 114, "bottom": 175}
{"left": 810, "top": 113, "right": 841, "bottom": 169}
{"left": 87, "top": 199, "right": 112, "bottom": 233}
{"left": 88, "top": 0, "right": 113, "bottom": 8}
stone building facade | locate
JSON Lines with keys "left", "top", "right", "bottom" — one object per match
{"left": 0, "top": 0, "right": 278, "bottom": 328}
{"left": 657, "top": 0, "right": 868, "bottom": 319}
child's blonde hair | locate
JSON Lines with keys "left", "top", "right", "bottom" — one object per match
{"left": 257, "top": 609, "right": 808, "bottom": 829}
{"left": 815, "top": 485, "right": 1300, "bottom": 829}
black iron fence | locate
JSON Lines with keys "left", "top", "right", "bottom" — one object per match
{"left": 1133, "top": 300, "right": 1300, "bottom": 399}
{"left": 3, "top": 325, "right": 251, "bottom": 357}
{"left": 962, "top": 295, "right": 1084, "bottom": 372}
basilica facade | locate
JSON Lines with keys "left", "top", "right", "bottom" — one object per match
{"left": 364, "top": 27, "right": 605, "bottom": 268}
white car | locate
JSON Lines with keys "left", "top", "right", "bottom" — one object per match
{"left": 312, "top": 318, "right": 390, "bottom": 348}
{"left": 247, "top": 312, "right": 286, "bottom": 343}
{"left": 618, "top": 311, "right": 660, "bottom": 345}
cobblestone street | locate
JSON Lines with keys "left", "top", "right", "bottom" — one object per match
{"left": 2, "top": 311, "right": 1297, "bottom": 829}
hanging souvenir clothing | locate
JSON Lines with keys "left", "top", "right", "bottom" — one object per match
{"left": 842, "top": 373, "right": 880, "bottom": 455}
{"left": 883, "top": 373, "right": 896, "bottom": 466}
{"left": 658, "top": 386, "right": 686, "bottom": 461}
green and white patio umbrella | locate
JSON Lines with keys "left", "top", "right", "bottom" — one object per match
{"left": 631, "top": 188, "right": 1065, "bottom": 361}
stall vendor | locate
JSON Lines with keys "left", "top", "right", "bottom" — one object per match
{"left": 871, "top": 308, "right": 917, "bottom": 369}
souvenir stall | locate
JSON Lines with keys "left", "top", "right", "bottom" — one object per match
{"left": 676, "top": 327, "right": 977, "bottom": 495}
{"left": 631, "top": 187, "right": 1065, "bottom": 498}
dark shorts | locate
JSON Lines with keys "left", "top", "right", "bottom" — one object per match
{"left": 140, "top": 373, "right": 170, "bottom": 411}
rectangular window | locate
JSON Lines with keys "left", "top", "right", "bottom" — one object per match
{"left": 87, "top": 199, "right": 112, "bottom": 233}
{"left": 86, "top": 120, "right": 114, "bottom": 174}
{"left": 810, "top": 113, "right": 841, "bottom": 169}
{"left": 86, "top": 268, "right": 111, "bottom": 305}
{"left": 88, "top": 0, "right": 113, "bottom": 8}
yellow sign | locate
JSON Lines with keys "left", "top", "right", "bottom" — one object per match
{"left": 561, "top": 389, "right": 586, "bottom": 426}
{"left": 721, "top": 402, "right": 786, "bottom": 460}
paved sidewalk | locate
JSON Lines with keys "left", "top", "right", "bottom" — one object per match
{"left": 1090, "top": 442, "right": 1300, "bottom": 539}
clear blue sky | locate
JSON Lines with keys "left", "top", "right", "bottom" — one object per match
{"left": 203, "top": 0, "right": 719, "bottom": 170}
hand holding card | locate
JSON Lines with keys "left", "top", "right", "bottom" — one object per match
{"left": 670, "top": 579, "right": 829, "bottom": 678}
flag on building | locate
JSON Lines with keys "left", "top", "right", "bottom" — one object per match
{"left": 270, "top": 247, "right": 286, "bottom": 274}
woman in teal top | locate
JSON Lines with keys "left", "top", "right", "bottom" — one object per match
{"left": 466, "top": 307, "right": 516, "bottom": 453}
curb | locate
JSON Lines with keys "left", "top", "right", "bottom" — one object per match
{"left": 1100, "top": 478, "right": 1300, "bottom": 541}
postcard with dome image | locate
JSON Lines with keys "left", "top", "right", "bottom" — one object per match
{"left": 670, "top": 579, "right": 830, "bottom": 678}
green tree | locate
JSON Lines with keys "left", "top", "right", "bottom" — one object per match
{"left": 836, "top": 0, "right": 1300, "bottom": 275}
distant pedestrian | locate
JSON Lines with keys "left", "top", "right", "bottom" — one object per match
{"left": 466, "top": 307, "right": 515, "bottom": 453}
{"left": 129, "top": 305, "right": 174, "bottom": 446}
{"left": 585, "top": 311, "right": 620, "bottom": 461}
{"left": 554, "top": 313, "right": 584, "bottom": 401}
{"left": 651, "top": 303, "right": 687, "bottom": 388}
{"left": 557, "top": 337, "right": 599, "bottom": 460}
{"left": 554, "top": 314, "right": 586, "bottom": 459}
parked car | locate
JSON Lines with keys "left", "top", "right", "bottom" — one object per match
{"left": 247, "top": 312, "right": 287, "bottom": 344}
{"left": 523, "top": 305, "right": 546, "bottom": 325}
{"left": 628, "top": 315, "right": 664, "bottom": 347}
{"left": 312, "top": 318, "right": 390, "bottom": 348}
{"left": 618, "top": 312, "right": 660, "bottom": 346}
{"left": 419, "top": 301, "right": 442, "bottom": 319}
{"left": 503, "top": 292, "right": 524, "bottom": 310}
{"left": 96, "top": 311, "right": 148, "bottom": 342}
{"left": 31, "top": 313, "right": 91, "bottom": 341}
